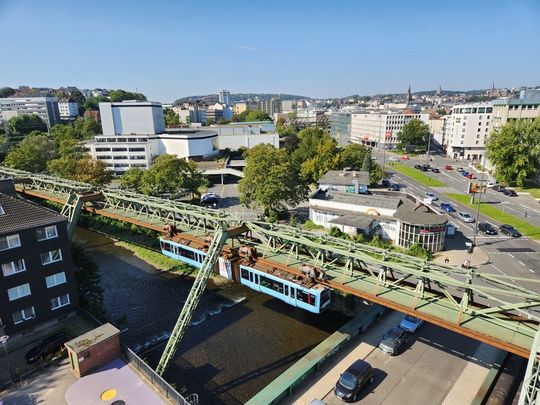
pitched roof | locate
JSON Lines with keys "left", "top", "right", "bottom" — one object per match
{"left": 0, "top": 192, "right": 67, "bottom": 236}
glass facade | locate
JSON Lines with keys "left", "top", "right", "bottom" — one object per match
{"left": 331, "top": 112, "right": 352, "bottom": 145}
{"left": 397, "top": 222, "right": 446, "bottom": 252}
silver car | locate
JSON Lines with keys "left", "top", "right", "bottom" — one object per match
{"left": 458, "top": 212, "right": 475, "bottom": 223}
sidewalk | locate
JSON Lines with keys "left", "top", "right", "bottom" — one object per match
{"left": 433, "top": 235, "right": 490, "bottom": 268}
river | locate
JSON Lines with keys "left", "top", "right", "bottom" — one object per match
{"left": 74, "top": 228, "right": 351, "bottom": 404}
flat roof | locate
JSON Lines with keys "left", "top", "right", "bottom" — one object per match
{"left": 65, "top": 323, "right": 120, "bottom": 354}
{"left": 329, "top": 214, "right": 376, "bottom": 229}
{"left": 318, "top": 170, "right": 370, "bottom": 187}
{"left": 312, "top": 189, "right": 402, "bottom": 210}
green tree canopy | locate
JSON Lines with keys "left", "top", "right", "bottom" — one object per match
{"left": 119, "top": 167, "right": 145, "bottom": 192}
{"left": 164, "top": 108, "right": 180, "bottom": 127}
{"left": 339, "top": 143, "right": 368, "bottom": 170}
{"left": 74, "top": 117, "right": 101, "bottom": 138}
{"left": 238, "top": 144, "right": 308, "bottom": 215}
{"left": 362, "top": 149, "right": 373, "bottom": 172}
{"left": 71, "top": 242, "right": 104, "bottom": 320}
{"left": 0, "top": 87, "right": 15, "bottom": 97}
{"left": 293, "top": 127, "right": 340, "bottom": 183}
{"left": 5, "top": 114, "right": 48, "bottom": 141}
{"left": 4, "top": 134, "right": 57, "bottom": 172}
{"left": 71, "top": 156, "right": 113, "bottom": 186}
{"left": 397, "top": 119, "right": 430, "bottom": 150}
{"left": 231, "top": 110, "right": 270, "bottom": 122}
{"left": 140, "top": 154, "right": 207, "bottom": 198}
{"left": 47, "top": 139, "right": 86, "bottom": 178}
{"left": 108, "top": 89, "right": 147, "bottom": 102}
{"left": 83, "top": 96, "right": 109, "bottom": 111}
{"left": 486, "top": 117, "right": 540, "bottom": 186}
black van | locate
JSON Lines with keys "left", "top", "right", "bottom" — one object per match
{"left": 334, "top": 359, "right": 373, "bottom": 402}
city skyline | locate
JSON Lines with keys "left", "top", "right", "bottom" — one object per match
{"left": 1, "top": 0, "right": 539, "bottom": 102}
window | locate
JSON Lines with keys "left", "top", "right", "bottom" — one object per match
{"left": 50, "top": 293, "right": 70, "bottom": 310}
{"left": 41, "top": 249, "right": 62, "bottom": 265}
{"left": 12, "top": 306, "right": 35, "bottom": 324}
{"left": 46, "top": 272, "right": 66, "bottom": 288}
{"left": 2, "top": 259, "right": 26, "bottom": 276}
{"left": 7, "top": 283, "right": 31, "bottom": 301}
{"left": 36, "top": 225, "right": 58, "bottom": 241}
{"left": 0, "top": 205, "right": 4, "bottom": 215}
{"left": 0, "top": 234, "right": 21, "bottom": 251}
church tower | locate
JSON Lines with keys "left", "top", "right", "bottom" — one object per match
{"left": 407, "top": 85, "right": 413, "bottom": 103}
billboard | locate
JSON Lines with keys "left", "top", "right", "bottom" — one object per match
{"left": 468, "top": 181, "right": 485, "bottom": 194}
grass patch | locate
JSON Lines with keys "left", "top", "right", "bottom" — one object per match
{"left": 303, "top": 219, "right": 324, "bottom": 231}
{"left": 515, "top": 180, "right": 540, "bottom": 199}
{"left": 445, "top": 193, "right": 540, "bottom": 239}
{"left": 115, "top": 241, "right": 197, "bottom": 275}
{"left": 390, "top": 163, "right": 446, "bottom": 187}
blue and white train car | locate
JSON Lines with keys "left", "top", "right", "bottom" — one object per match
{"left": 239, "top": 265, "right": 331, "bottom": 314}
{"left": 160, "top": 238, "right": 206, "bottom": 268}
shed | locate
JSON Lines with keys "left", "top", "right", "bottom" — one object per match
{"left": 64, "top": 323, "right": 120, "bottom": 378}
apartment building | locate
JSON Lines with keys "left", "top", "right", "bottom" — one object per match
{"left": 0, "top": 180, "right": 78, "bottom": 335}
{"left": 233, "top": 101, "right": 257, "bottom": 116}
{"left": 491, "top": 89, "right": 540, "bottom": 129}
{"left": 257, "top": 98, "right": 282, "bottom": 116}
{"left": 0, "top": 97, "right": 61, "bottom": 128}
{"left": 350, "top": 109, "right": 430, "bottom": 148}
{"left": 219, "top": 90, "right": 231, "bottom": 105}
{"left": 442, "top": 102, "right": 492, "bottom": 160}
{"left": 58, "top": 98, "right": 79, "bottom": 120}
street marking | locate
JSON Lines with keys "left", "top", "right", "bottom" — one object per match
{"left": 530, "top": 269, "right": 535, "bottom": 273}
{"left": 520, "top": 204, "right": 540, "bottom": 215}
{"left": 508, "top": 253, "right": 515, "bottom": 258}
{"left": 519, "top": 261, "right": 526, "bottom": 267}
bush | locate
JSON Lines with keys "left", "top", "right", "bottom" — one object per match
{"left": 328, "top": 226, "right": 351, "bottom": 240}
{"left": 406, "top": 243, "right": 434, "bottom": 260}
{"left": 303, "top": 219, "right": 324, "bottom": 231}
{"left": 368, "top": 234, "right": 392, "bottom": 249}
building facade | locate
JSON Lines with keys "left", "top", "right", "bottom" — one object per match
{"left": 491, "top": 89, "right": 540, "bottom": 129}
{"left": 99, "top": 101, "right": 165, "bottom": 135}
{"left": 330, "top": 112, "right": 352, "bottom": 145}
{"left": 0, "top": 181, "right": 78, "bottom": 335}
{"left": 257, "top": 98, "right": 282, "bottom": 116}
{"left": 0, "top": 97, "right": 61, "bottom": 128}
{"left": 443, "top": 102, "right": 493, "bottom": 160}
{"left": 350, "top": 109, "right": 430, "bottom": 149}
{"left": 209, "top": 124, "right": 279, "bottom": 150}
{"left": 219, "top": 90, "right": 231, "bottom": 106}
{"left": 58, "top": 98, "right": 79, "bottom": 120}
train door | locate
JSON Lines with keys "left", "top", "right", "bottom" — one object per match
{"left": 290, "top": 287, "right": 297, "bottom": 307}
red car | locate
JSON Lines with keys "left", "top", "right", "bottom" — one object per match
{"left": 445, "top": 165, "right": 452, "bottom": 170}
{"left": 466, "top": 173, "right": 475, "bottom": 179}
{"left": 400, "top": 155, "right": 410, "bottom": 160}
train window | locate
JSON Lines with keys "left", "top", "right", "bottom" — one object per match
{"left": 321, "top": 289, "right": 331, "bottom": 305}
{"left": 297, "top": 290, "right": 316, "bottom": 306}
{"left": 291, "top": 288, "right": 296, "bottom": 299}
{"left": 161, "top": 241, "right": 171, "bottom": 252}
{"left": 255, "top": 274, "right": 259, "bottom": 284}
{"left": 179, "top": 247, "right": 195, "bottom": 261}
{"left": 260, "top": 275, "right": 284, "bottom": 294}
{"left": 284, "top": 285, "right": 288, "bottom": 296}
{"left": 249, "top": 272, "right": 253, "bottom": 282}
{"left": 241, "top": 268, "right": 249, "bottom": 279}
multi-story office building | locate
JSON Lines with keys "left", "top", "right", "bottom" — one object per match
{"left": 330, "top": 112, "right": 352, "bottom": 145}
{"left": 350, "top": 109, "right": 430, "bottom": 149}
{"left": 219, "top": 90, "right": 231, "bottom": 106}
{"left": 281, "top": 100, "right": 297, "bottom": 112}
{"left": 0, "top": 180, "right": 78, "bottom": 335}
{"left": 492, "top": 89, "right": 540, "bottom": 129}
{"left": 442, "top": 102, "right": 492, "bottom": 160}
{"left": 58, "top": 98, "right": 79, "bottom": 120}
{"left": 100, "top": 101, "right": 165, "bottom": 135}
{"left": 206, "top": 103, "right": 233, "bottom": 123}
{"left": 0, "top": 97, "right": 61, "bottom": 128}
{"left": 257, "top": 98, "right": 282, "bottom": 116}
{"left": 233, "top": 102, "right": 257, "bottom": 116}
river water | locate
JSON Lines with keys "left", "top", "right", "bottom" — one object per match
{"left": 74, "top": 228, "right": 351, "bottom": 404}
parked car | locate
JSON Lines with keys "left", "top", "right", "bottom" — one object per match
{"left": 334, "top": 359, "right": 374, "bottom": 402}
{"left": 462, "top": 171, "right": 469, "bottom": 177}
{"left": 503, "top": 189, "right": 517, "bottom": 197}
{"left": 485, "top": 182, "right": 496, "bottom": 188}
{"left": 388, "top": 183, "right": 401, "bottom": 191}
{"left": 466, "top": 173, "right": 475, "bottom": 179}
{"left": 440, "top": 202, "right": 455, "bottom": 212}
{"left": 432, "top": 168, "right": 440, "bottom": 173}
{"left": 414, "top": 164, "right": 422, "bottom": 169}
{"left": 425, "top": 192, "right": 438, "bottom": 201}
{"left": 444, "top": 165, "right": 453, "bottom": 170}
{"left": 457, "top": 167, "right": 464, "bottom": 172}
{"left": 493, "top": 185, "right": 506, "bottom": 192}
{"left": 379, "top": 326, "right": 409, "bottom": 355}
{"left": 400, "top": 315, "right": 424, "bottom": 333}
{"left": 458, "top": 212, "right": 475, "bottom": 223}
{"left": 500, "top": 224, "right": 521, "bottom": 237}
{"left": 389, "top": 157, "right": 399, "bottom": 162}
{"left": 25, "top": 332, "right": 72, "bottom": 364}
{"left": 400, "top": 155, "right": 410, "bottom": 160}
{"left": 381, "top": 179, "right": 391, "bottom": 188}
{"left": 478, "top": 222, "right": 498, "bottom": 235}
{"left": 200, "top": 193, "right": 220, "bottom": 208}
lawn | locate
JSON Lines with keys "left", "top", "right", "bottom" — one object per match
{"left": 445, "top": 193, "right": 540, "bottom": 239}
{"left": 389, "top": 162, "right": 446, "bottom": 187}
{"left": 515, "top": 180, "right": 540, "bottom": 199}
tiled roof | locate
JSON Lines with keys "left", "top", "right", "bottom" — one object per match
{"left": 0, "top": 192, "right": 67, "bottom": 235}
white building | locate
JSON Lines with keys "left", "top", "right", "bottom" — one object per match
{"left": 442, "top": 102, "right": 493, "bottom": 160}
{"left": 491, "top": 89, "right": 540, "bottom": 129}
{"left": 219, "top": 90, "right": 231, "bottom": 106}
{"left": 209, "top": 124, "right": 279, "bottom": 150}
{"left": 0, "top": 97, "right": 61, "bottom": 128}
{"left": 99, "top": 101, "right": 165, "bottom": 135}
{"left": 281, "top": 100, "right": 296, "bottom": 112}
{"left": 85, "top": 101, "right": 218, "bottom": 175}
{"left": 58, "top": 98, "right": 79, "bottom": 120}
{"left": 257, "top": 98, "right": 282, "bottom": 116}
{"left": 350, "top": 109, "right": 430, "bottom": 149}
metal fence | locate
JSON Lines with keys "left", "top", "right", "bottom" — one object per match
{"left": 124, "top": 347, "right": 198, "bottom": 405}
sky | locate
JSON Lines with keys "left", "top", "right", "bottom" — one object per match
{"left": 1, "top": 0, "right": 539, "bottom": 102}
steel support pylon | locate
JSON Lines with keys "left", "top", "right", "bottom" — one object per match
{"left": 156, "top": 228, "right": 228, "bottom": 376}
{"left": 519, "top": 325, "right": 540, "bottom": 405}
{"left": 60, "top": 194, "right": 85, "bottom": 240}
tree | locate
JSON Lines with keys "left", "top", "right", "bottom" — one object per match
{"left": 74, "top": 116, "right": 101, "bottom": 139}
{"left": 238, "top": 144, "right": 308, "bottom": 215}
{"left": 5, "top": 114, "right": 48, "bottom": 141}
{"left": 397, "top": 119, "right": 430, "bottom": 150}
{"left": 119, "top": 167, "right": 145, "bottom": 192}
{"left": 84, "top": 96, "right": 109, "bottom": 111}
{"left": 340, "top": 143, "right": 368, "bottom": 170}
{"left": 362, "top": 149, "right": 373, "bottom": 172}
{"left": 50, "top": 124, "right": 82, "bottom": 142}
{"left": 436, "top": 108, "right": 447, "bottom": 116}
{"left": 69, "top": 89, "right": 86, "bottom": 105}
{"left": 0, "top": 87, "right": 15, "bottom": 98}
{"left": 47, "top": 139, "right": 85, "bottom": 178}
{"left": 4, "top": 134, "right": 57, "bottom": 172}
{"left": 164, "top": 108, "right": 180, "bottom": 127}
{"left": 282, "top": 132, "right": 300, "bottom": 154}
{"left": 108, "top": 89, "right": 146, "bottom": 102}
{"left": 245, "top": 110, "right": 270, "bottom": 122}
{"left": 486, "top": 117, "right": 540, "bottom": 186}
{"left": 71, "top": 156, "right": 112, "bottom": 186}
{"left": 140, "top": 154, "right": 207, "bottom": 198}
{"left": 293, "top": 127, "right": 340, "bottom": 183}
{"left": 71, "top": 242, "right": 105, "bottom": 320}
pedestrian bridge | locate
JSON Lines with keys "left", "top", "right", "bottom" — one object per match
{"left": 1, "top": 166, "right": 539, "bottom": 403}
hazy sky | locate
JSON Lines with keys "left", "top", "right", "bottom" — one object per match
{"left": 1, "top": 0, "right": 539, "bottom": 102}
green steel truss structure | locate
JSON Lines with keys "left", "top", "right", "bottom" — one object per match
{"left": 519, "top": 325, "right": 540, "bottom": 404}
{"left": 2, "top": 166, "right": 540, "bottom": 391}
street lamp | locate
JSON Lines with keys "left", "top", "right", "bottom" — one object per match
{"left": 0, "top": 334, "right": 13, "bottom": 385}
{"left": 471, "top": 155, "right": 486, "bottom": 253}
{"left": 425, "top": 133, "right": 432, "bottom": 166}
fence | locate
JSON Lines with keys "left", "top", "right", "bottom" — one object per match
{"left": 123, "top": 346, "right": 198, "bottom": 405}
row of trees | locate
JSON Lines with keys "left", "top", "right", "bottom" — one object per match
{"left": 239, "top": 126, "right": 385, "bottom": 217}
